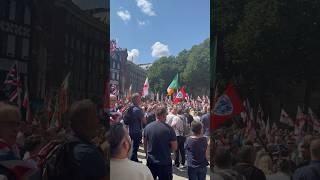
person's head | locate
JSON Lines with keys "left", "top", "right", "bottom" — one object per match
{"left": 0, "top": 103, "right": 20, "bottom": 146}
{"left": 238, "top": 145, "right": 256, "bottom": 164}
{"left": 69, "top": 99, "right": 99, "bottom": 139}
{"left": 171, "top": 106, "right": 178, "bottom": 115}
{"left": 214, "top": 147, "right": 232, "bottom": 169}
{"left": 110, "top": 123, "right": 131, "bottom": 159}
{"left": 310, "top": 138, "right": 320, "bottom": 161}
{"left": 155, "top": 105, "right": 167, "bottom": 122}
{"left": 177, "top": 107, "right": 183, "bottom": 115}
{"left": 255, "top": 151, "right": 273, "bottom": 175}
{"left": 110, "top": 94, "right": 117, "bottom": 108}
{"left": 131, "top": 93, "right": 141, "bottom": 106}
{"left": 299, "top": 135, "right": 313, "bottom": 160}
{"left": 191, "top": 121, "right": 202, "bottom": 136}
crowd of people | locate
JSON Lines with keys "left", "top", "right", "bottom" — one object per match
{"left": 0, "top": 100, "right": 109, "bottom": 180}
{"left": 211, "top": 121, "right": 320, "bottom": 180}
{"left": 109, "top": 93, "right": 210, "bottom": 180}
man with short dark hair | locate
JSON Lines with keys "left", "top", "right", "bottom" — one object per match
{"left": 125, "top": 93, "right": 146, "bottom": 162}
{"left": 233, "top": 145, "right": 266, "bottom": 180}
{"left": 293, "top": 138, "right": 320, "bottom": 180}
{"left": 144, "top": 105, "right": 177, "bottom": 180}
{"left": 67, "top": 99, "right": 107, "bottom": 180}
{"left": 110, "top": 123, "right": 153, "bottom": 180}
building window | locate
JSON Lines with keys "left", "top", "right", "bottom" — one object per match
{"left": 117, "top": 63, "right": 120, "bottom": 69}
{"left": 9, "top": 1, "right": 16, "bottom": 21}
{"left": 95, "top": 47, "right": 98, "bottom": 57}
{"left": 7, "top": 35, "right": 15, "bottom": 57}
{"left": 22, "top": 38, "right": 29, "bottom": 59}
{"left": 82, "top": 43, "right": 86, "bottom": 54}
{"left": 24, "top": 6, "right": 31, "bottom": 25}
{"left": 70, "top": 53, "right": 74, "bottom": 65}
{"left": 65, "top": 34, "right": 69, "bottom": 47}
{"left": 113, "top": 61, "right": 116, "bottom": 69}
{"left": 71, "top": 37, "right": 74, "bottom": 49}
{"left": 100, "top": 64, "right": 104, "bottom": 75}
{"left": 77, "top": 40, "right": 80, "bottom": 51}
{"left": 111, "top": 72, "right": 115, "bottom": 80}
{"left": 117, "top": 73, "right": 119, "bottom": 81}
{"left": 101, "top": 49, "right": 104, "bottom": 59}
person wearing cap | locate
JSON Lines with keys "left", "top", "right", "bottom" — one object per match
{"left": 0, "top": 102, "right": 21, "bottom": 161}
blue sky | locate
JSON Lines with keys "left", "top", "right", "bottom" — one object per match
{"left": 111, "top": 0, "right": 210, "bottom": 64}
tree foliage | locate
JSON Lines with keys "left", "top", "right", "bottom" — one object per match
{"left": 214, "top": 0, "right": 320, "bottom": 116}
{"left": 147, "top": 39, "right": 210, "bottom": 96}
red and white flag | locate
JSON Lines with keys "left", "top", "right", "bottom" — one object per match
{"left": 295, "top": 106, "right": 306, "bottom": 135}
{"left": 211, "top": 83, "right": 244, "bottom": 129}
{"left": 22, "top": 88, "right": 32, "bottom": 123}
{"left": 173, "top": 87, "right": 187, "bottom": 103}
{"left": 142, "top": 77, "right": 149, "bottom": 97}
{"left": 280, "top": 109, "right": 294, "bottom": 127}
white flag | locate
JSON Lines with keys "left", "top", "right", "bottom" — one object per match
{"left": 280, "top": 109, "right": 294, "bottom": 127}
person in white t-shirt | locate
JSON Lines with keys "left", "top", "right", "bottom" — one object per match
{"left": 110, "top": 122, "right": 153, "bottom": 180}
{"left": 166, "top": 106, "right": 177, "bottom": 125}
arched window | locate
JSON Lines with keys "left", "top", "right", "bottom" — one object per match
{"left": 24, "top": 5, "right": 31, "bottom": 25}
{"left": 9, "top": 1, "right": 16, "bottom": 21}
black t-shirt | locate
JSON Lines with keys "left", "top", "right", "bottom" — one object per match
{"left": 128, "top": 106, "right": 144, "bottom": 134}
{"left": 144, "top": 121, "right": 177, "bottom": 165}
{"left": 71, "top": 135, "right": 107, "bottom": 180}
{"left": 185, "top": 137, "right": 209, "bottom": 168}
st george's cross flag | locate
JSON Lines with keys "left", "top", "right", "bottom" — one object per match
{"left": 211, "top": 83, "right": 244, "bottom": 129}
{"left": 142, "top": 77, "right": 149, "bottom": 97}
{"left": 173, "top": 87, "right": 187, "bottom": 103}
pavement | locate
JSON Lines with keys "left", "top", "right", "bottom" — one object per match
{"left": 137, "top": 145, "right": 210, "bottom": 180}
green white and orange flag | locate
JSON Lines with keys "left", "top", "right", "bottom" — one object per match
{"left": 167, "top": 73, "right": 179, "bottom": 96}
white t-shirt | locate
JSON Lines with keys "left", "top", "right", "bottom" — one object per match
{"left": 166, "top": 113, "right": 176, "bottom": 125}
{"left": 171, "top": 116, "right": 184, "bottom": 136}
{"left": 110, "top": 158, "right": 153, "bottom": 180}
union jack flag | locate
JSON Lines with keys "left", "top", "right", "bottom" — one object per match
{"left": 1, "top": 63, "right": 21, "bottom": 102}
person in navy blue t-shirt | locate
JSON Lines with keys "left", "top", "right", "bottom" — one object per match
{"left": 144, "top": 105, "right": 177, "bottom": 180}
{"left": 127, "top": 93, "right": 146, "bottom": 162}
{"left": 185, "top": 120, "right": 209, "bottom": 180}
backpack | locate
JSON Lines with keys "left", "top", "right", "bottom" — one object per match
{"left": 33, "top": 137, "right": 81, "bottom": 180}
{"left": 123, "top": 105, "right": 134, "bottom": 125}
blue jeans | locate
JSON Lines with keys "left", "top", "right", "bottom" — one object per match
{"left": 188, "top": 166, "right": 207, "bottom": 180}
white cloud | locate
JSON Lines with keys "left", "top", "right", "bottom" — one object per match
{"left": 127, "top": 49, "right": 140, "bottom": 62}
{"left": 136, "top": 0, "right": 156, "bottom": 16}
{"left": 138, "top": 20, "right": 147, "bottom": 26}
{"left": 117, "top": 10, "right": 131, "bottom": 22}
{"left": 151, "top": 42, "right": 169, "bottom": 58}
